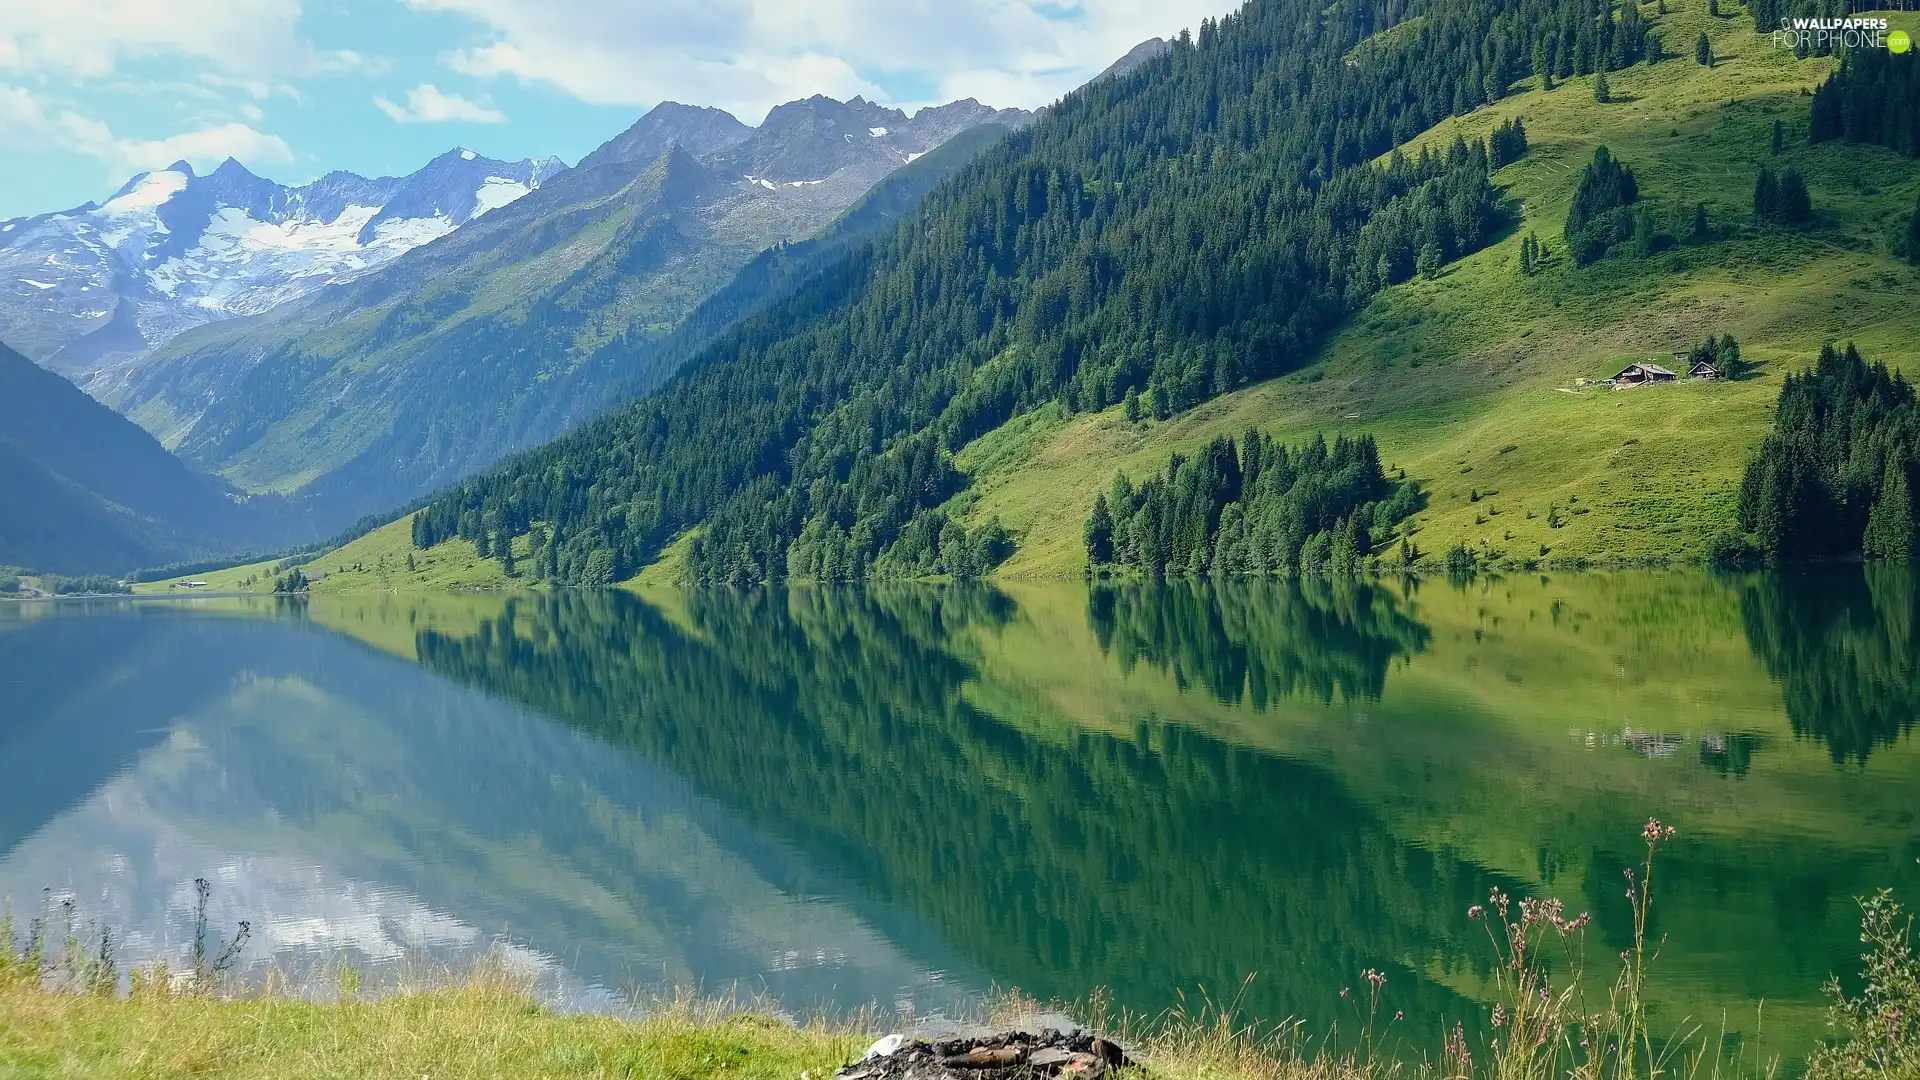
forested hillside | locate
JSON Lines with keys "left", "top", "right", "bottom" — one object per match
{"left": 417, "top": 0, "right": 1625, "bottom": 584}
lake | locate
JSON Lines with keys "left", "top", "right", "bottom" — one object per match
{"left": 2, "top": 569, "right": 1916, "bottom": 1064}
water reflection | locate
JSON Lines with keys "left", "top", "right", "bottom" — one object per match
{"left": 1, "top": 569, "right": 1917, "bottom": 1064}
{"left": 0, "top": 601, "right": 980, "bottom": 1016}
{"left": 1088, "top": 577, "right": 1431, "bottom": 706}
{"left": 1738, "top": 565, "right": 1920, "bottom": 764}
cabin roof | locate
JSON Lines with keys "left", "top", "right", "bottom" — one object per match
{"left": 1613, "top": 361, "right": 1677, "bottom": 378}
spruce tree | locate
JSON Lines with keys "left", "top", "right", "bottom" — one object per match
{"left": 1085, "top": 493, "right": 1115, "bottom": 565}
{"left": 1778, "top": 168, "right": 1812, "bottom": 223}
{"left": 1902, "top": 195, "right": 1920, "bottom": 266}
{"left": 1688, "top": 202, "right": 1710, "bottom": 243}
{"left": 1418, "top": 241, "right": 1443, "bottom": 277}
{"left": 1771, "top": 118, "right": 1784, "bottom": 155}
{"left": 1695, "top": 32, "right": 1712, "bottom": 66}
{"left": 1754, "top": 166, "right": 1779, "bottom": 220}
{"left": 1533, "top": 40, "right": 1552, "bottom": 90}
{"left": 1708, "top": 0, "right": 1719, "bottom": 15}
{"left": 1718, "top": 334, "right": 1742, "bottom": 378}
{"left": 499, "top": 534, "right": 517, "bottom": 576}
{"left": 1594, "top": 69, "right": 1611, "bottom": 102}
{"left": 1864, "top": 460, "right": 1915, "bottom": 560}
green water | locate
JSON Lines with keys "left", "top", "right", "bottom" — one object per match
{"left": 1, "top": 569, "right": 1916, "bottom": 1064}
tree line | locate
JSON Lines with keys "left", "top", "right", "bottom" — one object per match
{"left": 1727, "top": 343, "right": 1917, "bottom": 563}
{"left": 1808, "top": 45, "right": 1920, "bottom": 155}
{"left": 1085, "top": 431, "right": 1421, "bottom": 576}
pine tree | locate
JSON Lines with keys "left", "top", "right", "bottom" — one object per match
{"left": 1594, "top": 69, "right": 1611, "bottom": 102}
{"left": 1633, "top": 204, "right": 1664, "bottom": 255}
{"left": 1904, "top": 195, "right": 1920, "bottom": 266}
{"left": 1519, "top": 232, "right": 1537, "bottom": 275}
{"left": 1695, "top": 32, "right": 1712, "bottom": 66}
{"left": 1754, "top": 166, "right": 1779, "bottom": 220}
{"left": 1123, "top": 385, "right": 1142, "bottom": 423}
{"left": 1417, "top": 241, "right": 1443, "bottom": 277}
{"left": 1778, "top": 168, "right": 1812, "bottom": 223}
{"left": 1864, "top": 460, "right": 1915, "bottom": 560}
{"left": 1084, "top": 493, "right": 1115, "bottom": 566}
{"left": 499, "top": 534, "right": 517, "bottom": 576}
{"left": 1533, "top": 40, "right": 1552, "bottom": 91}
{"left": 1770, "top": 118, "right": 1785, "bottom": 155}
{"left": 1688, "top": 202, "right": 1710, "bottom": 243}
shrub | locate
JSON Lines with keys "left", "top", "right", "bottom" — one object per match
{"left": 1705, "top": 530, "right": 1763, "bottom": 568}
{"left": 1443, "top": 542, "right": 1476, "bottom": 577}
{"left": 1807, "top": 889, "right": 1920, "bottom": 1079}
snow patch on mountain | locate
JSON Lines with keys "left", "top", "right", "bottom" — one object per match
{"left": 472, "top": 177, "right": 532, "bottom": 215}
{"left": 0, "top": 152, "right": 568, "bottom": 396}
{"left": 103, "top": 169, "right": 190, "bottom": 213}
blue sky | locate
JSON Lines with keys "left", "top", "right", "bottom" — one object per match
{"left": 0, "top": 0, "right": 1237, "bottom": 219}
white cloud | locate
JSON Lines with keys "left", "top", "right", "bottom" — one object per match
{"left": 374, "top": 82, "right": 506, "bottom": 124}
{"left": 409, "top": 0, "right": 1235, "bottom": 121}
{"left": 0, "top": 0, "right": 320, "bottom": 80}
{"left": 0, "top": 83, "right": 291, "bottom": 177}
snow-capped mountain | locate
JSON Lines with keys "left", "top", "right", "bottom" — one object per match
{"left": 0, "top": 149, "right": 566, "bottom": 401}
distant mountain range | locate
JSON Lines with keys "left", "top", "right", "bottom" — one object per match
{"left": 0, "top": 150, "right": 566, "bottom": 402}
{"left": 105, "top": 93, "right": 1031, "bottom": 530}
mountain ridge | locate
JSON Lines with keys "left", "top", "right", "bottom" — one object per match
{"left": 0, "top": 340, "right": 305, "bottom": 574}
{"left": 113, "top": 92, "right": 1033, "bottom": 532}
{"left": 0, "top": 148, "right": 568, "bottom": 400}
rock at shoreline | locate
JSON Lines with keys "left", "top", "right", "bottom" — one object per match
{"left": 834, "top": 1030, "right": 1130, "bottom": 1080}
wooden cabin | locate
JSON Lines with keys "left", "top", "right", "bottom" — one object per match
{"left": 1689, "top": 360, "right": 1721, "bottom": 380}
{"left": 1611, "top": 361, "right": 1678, "bottom": 386}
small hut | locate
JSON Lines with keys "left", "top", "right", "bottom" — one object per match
{"left": 1611, "top": 361, "right": 1678, "bottom": 386}
{"left": 1689, "top": 359, "right": 1721, "bottom": 380}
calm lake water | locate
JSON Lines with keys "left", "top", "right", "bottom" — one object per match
{"left": 2, "top": 570, "right": 1917, "bottom": 1062}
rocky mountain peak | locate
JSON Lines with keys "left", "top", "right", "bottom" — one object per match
{"left": 577, "top": 101, "right": 753, "bottom": 173}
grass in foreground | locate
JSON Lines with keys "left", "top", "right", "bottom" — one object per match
{"left": 4, "top": 826, "right": 1916, "bottom": 1080}
{"left": 0, "top": 957, "right": 867, "bottom": 1080}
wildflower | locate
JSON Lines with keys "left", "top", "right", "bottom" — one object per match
{"left": 1491, "top": 1003, "right": 1507, "bottom": 1028}
{"left": 1468, "top": 905, "right": 1485, "bottom": 920}
{"left": 1341, "top": 987, "right": 1349, "bottom": 998}
{"left": 1642, "top": 817, "right": 1676, "bottom": 844}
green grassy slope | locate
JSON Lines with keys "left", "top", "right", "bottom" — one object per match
{"left": 960, "top": 5, "right": 1920, "bottom": 576}
{"left": 133, "top": 516, "right": 523, "bottom": 595}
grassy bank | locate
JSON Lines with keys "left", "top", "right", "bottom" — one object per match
{"left": 0, "top": 975, "right": 863, "bottom": 1080}
{"left": 5, "top": 847, "right": 1916, "bottom": 1080}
